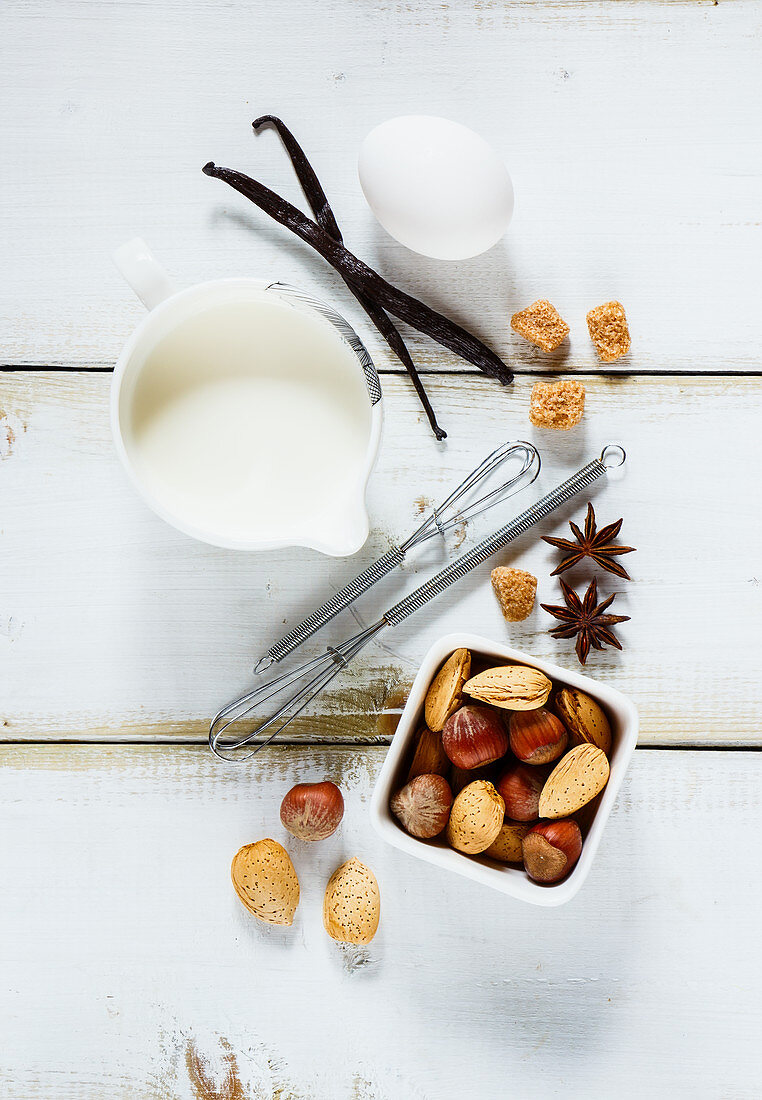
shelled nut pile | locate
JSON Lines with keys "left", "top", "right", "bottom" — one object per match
{"left": 389, "top": 648, "right": 613, "bottom": 885}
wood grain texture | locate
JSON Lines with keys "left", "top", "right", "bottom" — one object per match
{"left": 2, "top": 371, "right": 761, "bottom": 747}
{"left": 2, "top": 0, "right": 761, "bottom": 373}
{"left": 3, "top": 2, "right": 761, "bottom": 1097}
{"left": 1, "top": 743, "right": 760, "bottom": 1099}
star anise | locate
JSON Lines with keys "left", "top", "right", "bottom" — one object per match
{"left": 542, "top": 502, "right": 636, "bottom": 579}
{"left": 541, "top": 578, "right": 630, "bottom": 664}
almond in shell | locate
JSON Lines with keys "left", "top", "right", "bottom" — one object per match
{"left": 464, "top": 664, "right": 552, "bottom": 711}
{"left": 408, "top": 724, "right": 450, "bottom": 780}
{"left": 484, "top": 821, "right": 531, "bottom": 863}
{"left": 424, "top": 648, "right": 471, "bottom": 731}
{"left": 231, "top": 839, "right": 300, "bottom": 926}
{"left": 323, "top": 857, "right": 380, "bottom": 945}
{"left": 538, "top": 743, "right": 610, "bottom": 819}
{"left": 446, "top": 779, "right": 505, "bottom": 854}
{"left": 449, "top": 762, "right": 495, "bottom": 796}
{"left": 555, "top": 688, "right": 612, "bottom": 756}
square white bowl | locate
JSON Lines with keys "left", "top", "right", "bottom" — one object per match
{"left": 370, "top": 632, "right": 639, "bottom": 906}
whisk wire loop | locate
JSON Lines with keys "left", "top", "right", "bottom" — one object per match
{"left": 261, "top": 440, "right": 539, "bottom": 667}
{"left": 210, "top": 621, "right": 386, "bottom": 761}
{"left": 400, "top": 439, "right": 539, "bottom": 552}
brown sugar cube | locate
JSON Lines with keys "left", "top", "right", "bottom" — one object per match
{"left": 511, "top": 300, "right": 570, "bottom": 352}
{"left": 491, "top": 567, "right": 537, "bottom": 622}
{"left": 529, "top": 380, "right": 585, "bottom": 430}
{"left": 586, "top": 300, "right": 631, "bottom": 362}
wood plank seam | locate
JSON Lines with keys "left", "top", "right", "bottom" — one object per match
{"left": 1, "top": 738, "right": 758, "bottom": 752}
{"left": 4, "top": 364, "right": 762, "bottom": 378}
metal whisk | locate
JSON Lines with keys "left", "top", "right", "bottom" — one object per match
{"left": 210, "top": 445, "right": 626, "bottom": 762}
{"left": 254, "top": 439, "right": 540, "bottom": 674}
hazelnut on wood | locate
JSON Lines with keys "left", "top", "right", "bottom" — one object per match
{"left": 280, "top": 781, "right": 344, "bottom": 842}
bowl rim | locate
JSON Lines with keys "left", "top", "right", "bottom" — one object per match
{"left": 110, "top": 277, "right": 383, "bottom": 555}
{"left": 370, "top": 631, "right": 639, "bottom": 907}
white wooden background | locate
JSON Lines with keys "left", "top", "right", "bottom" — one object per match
{"left": 2, "top": 1, "right": 762, "bottom": 1097}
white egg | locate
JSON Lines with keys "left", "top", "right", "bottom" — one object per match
{"left": 358, "top": 115, "right": 514, "bottom": 261}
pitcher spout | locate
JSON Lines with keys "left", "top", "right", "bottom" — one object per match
{"left": 305, "top": 498, "right": 370, "bottom": 558}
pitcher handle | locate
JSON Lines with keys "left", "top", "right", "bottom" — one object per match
{"left": 113, "top": 238, "right": 175, "bottom": 311}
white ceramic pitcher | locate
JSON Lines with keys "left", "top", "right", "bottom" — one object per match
{"left": 111, "top": 239, "right": 383, "bottom": 556}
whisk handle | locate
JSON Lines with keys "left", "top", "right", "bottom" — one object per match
{"left": 265, "top": 546, "right": 406, "bottom": 664}
{"left": 383, "top": 457, "right": 610, "bottom": 626}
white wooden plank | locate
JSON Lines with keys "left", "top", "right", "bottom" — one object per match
{"left": 1, "top": 743, "right": 760, "bottom": 1099}
{"left": 2, "top": 1, "right": 762, "bottom": 372}
{"left": 1, "top": 370, "right": 761, "bottom": 745}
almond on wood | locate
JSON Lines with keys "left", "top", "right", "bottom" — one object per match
{"left": 231, "top": 839, "right": 300, "bottom": 926}
{"left": 323, "top": 858, "right": 380, "bottom": 945}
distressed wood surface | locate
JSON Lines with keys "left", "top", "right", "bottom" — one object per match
{"left": 2, "top": 0, "right": 762, "bottom": 374}
{"left": 2, "top": 371, "right": 761, "bottom": 746}
{"left": 3, "top": 1, "right": 762, "bottom": 1098}
{"left": 1, "top": 743, "right": 760, "bottom": 1100}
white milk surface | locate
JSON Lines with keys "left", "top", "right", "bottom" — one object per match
{"left": 124, "top": 294, "right": 373, "bottom": 546}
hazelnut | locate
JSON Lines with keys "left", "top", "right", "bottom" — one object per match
{"left": 442, "top": 705, "right": 509, "bottom": 770}
{"left": 522, "top": 820, "right": 582, "bottom": 883}
{"left": 390, "top": 773, "right": 453, "bottom": 839}
{"left": 280, "top": 781, "right": 344, "bottom": 842}
{"left": 495, "top": 762, "right": 546, "bottom": 822}
{"left": 509, "top": 708, "right": 567, "bottom": 765}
